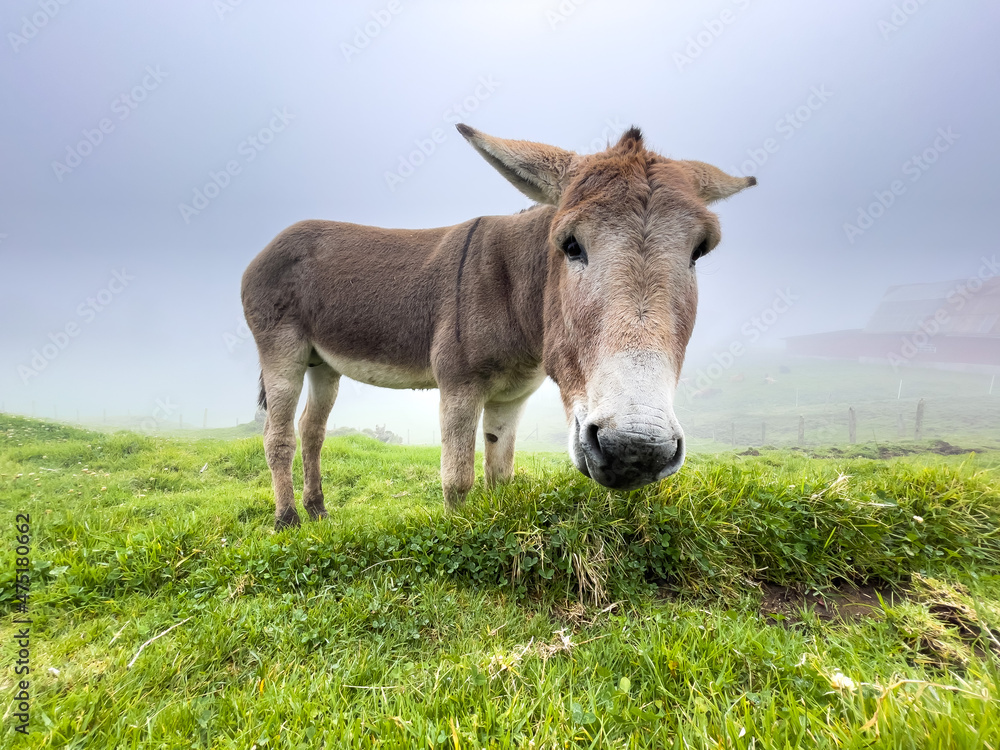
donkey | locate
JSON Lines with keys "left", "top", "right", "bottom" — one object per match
{"left": 242, "top": 125, "right": 755, "bottom": 528}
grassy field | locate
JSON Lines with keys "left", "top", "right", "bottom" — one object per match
{"left": 676, "top": 354, "right": 1000, "bottom": 451}
{"left": 47, "top": 356, "right": 1000, "bottom": 456}
{"left": 1, "top": 413, "right": 999, "bottom": 748}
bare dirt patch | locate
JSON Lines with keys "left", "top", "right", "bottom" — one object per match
{"left": 875, "top": 446, "right": 916, "bottom": 458}
{"left": 926, "top": 440, "right": 978, "bottom": 456}
{"left": 758, "top": 576, "right": 1000, "bottom": 668}
{"left": 909, "top": 575, "right": 1000, "bottom": 662}
{"left": 759, "top": 581, "right": 902, "bottom": 626}
{"left": 767, "top": 442, "right": 983, "bottom": 460}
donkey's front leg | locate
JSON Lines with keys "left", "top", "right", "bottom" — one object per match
{"left": 482, "top": 395, "right": 529, "bottom": 487}
{"left": 438, "top": 389, "right": 484, "bottom": 511}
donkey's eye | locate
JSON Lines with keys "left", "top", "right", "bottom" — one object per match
{"left": 690, "top": 238, "right": 710, "bottom": 267}
{"left": 562, "top": 236, "right": 587, "bottom": 264}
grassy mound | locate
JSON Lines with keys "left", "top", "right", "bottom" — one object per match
{"left": 1, "top": 413, "right": 998, "bottom": 748}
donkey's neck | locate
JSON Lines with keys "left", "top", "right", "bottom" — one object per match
{"left": 481, "top": 204, "right": 555, "bottom": 358}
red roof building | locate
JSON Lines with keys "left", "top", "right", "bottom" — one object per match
{"left": 785, "top": 277, "right": 1000, "bottom": 373}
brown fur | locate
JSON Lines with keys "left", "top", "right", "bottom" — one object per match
{"left": 242, "top": 125, "right": 755, "bottom": 528}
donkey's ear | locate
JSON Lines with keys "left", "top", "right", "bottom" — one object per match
{"left": 677, "top": 160, "right": 757, "bottom": 204}
{"left": 456, "top": 124, "right": 576, "bottom": 205}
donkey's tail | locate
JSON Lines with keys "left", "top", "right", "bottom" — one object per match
{"left": 257, "top": 372, "right": 267, "bottom": 412}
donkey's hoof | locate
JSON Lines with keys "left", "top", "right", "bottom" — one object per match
{"left": 303, "top": 495, "right": 328, "bottom": 521}
{"left": 443, "top": 493, "right": 468, "bottom": 514}
{"left": 274, "top": 508, "right": 302, "bottom": 530}
{"left": 306, "top": 505, "right": 328, "bottom": 521}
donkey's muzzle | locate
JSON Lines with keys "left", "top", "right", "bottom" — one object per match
{"left": 573, "top": 417, "right": 686, "bottom": 491}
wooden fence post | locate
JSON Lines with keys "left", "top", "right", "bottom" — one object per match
{"left": 848, "top": 407, "right": 856, "bottom": 444}
{"left": 915, "top": 399, "right": 925, "bottom": 440}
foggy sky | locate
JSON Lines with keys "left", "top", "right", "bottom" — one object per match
{"left": 2, "top": 0, "right": 998, "bottom": 434}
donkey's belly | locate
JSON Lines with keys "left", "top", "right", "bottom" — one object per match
{"left": 314, "top": 345, "right": 437, "bottom": 390}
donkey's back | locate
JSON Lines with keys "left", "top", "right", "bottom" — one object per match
{"left": 242, "top": 219, "right": 454, "bottom": 378}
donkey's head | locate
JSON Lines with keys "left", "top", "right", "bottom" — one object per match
{"left": 458, "top": 124, "right": 755, "bottom": 491}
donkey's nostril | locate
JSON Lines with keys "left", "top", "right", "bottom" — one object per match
{"left": 663, "top": 436, "right": 681, "bottom": 463}
{"left": 581, "top": 422, "right": 607, "bottom": 467}
{"left": 587, "top": 423, "right": 601, "bottom": 450}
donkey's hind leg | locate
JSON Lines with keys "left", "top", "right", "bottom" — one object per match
{"left": 260, "top": 341, "right": 309, "bottom": 529}
{"left": 298, "top": 362, "right": 340, "bottom": 520}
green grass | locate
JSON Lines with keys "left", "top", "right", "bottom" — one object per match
{"left": 1, "top": 413, "right": 999, "bottom": 748}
